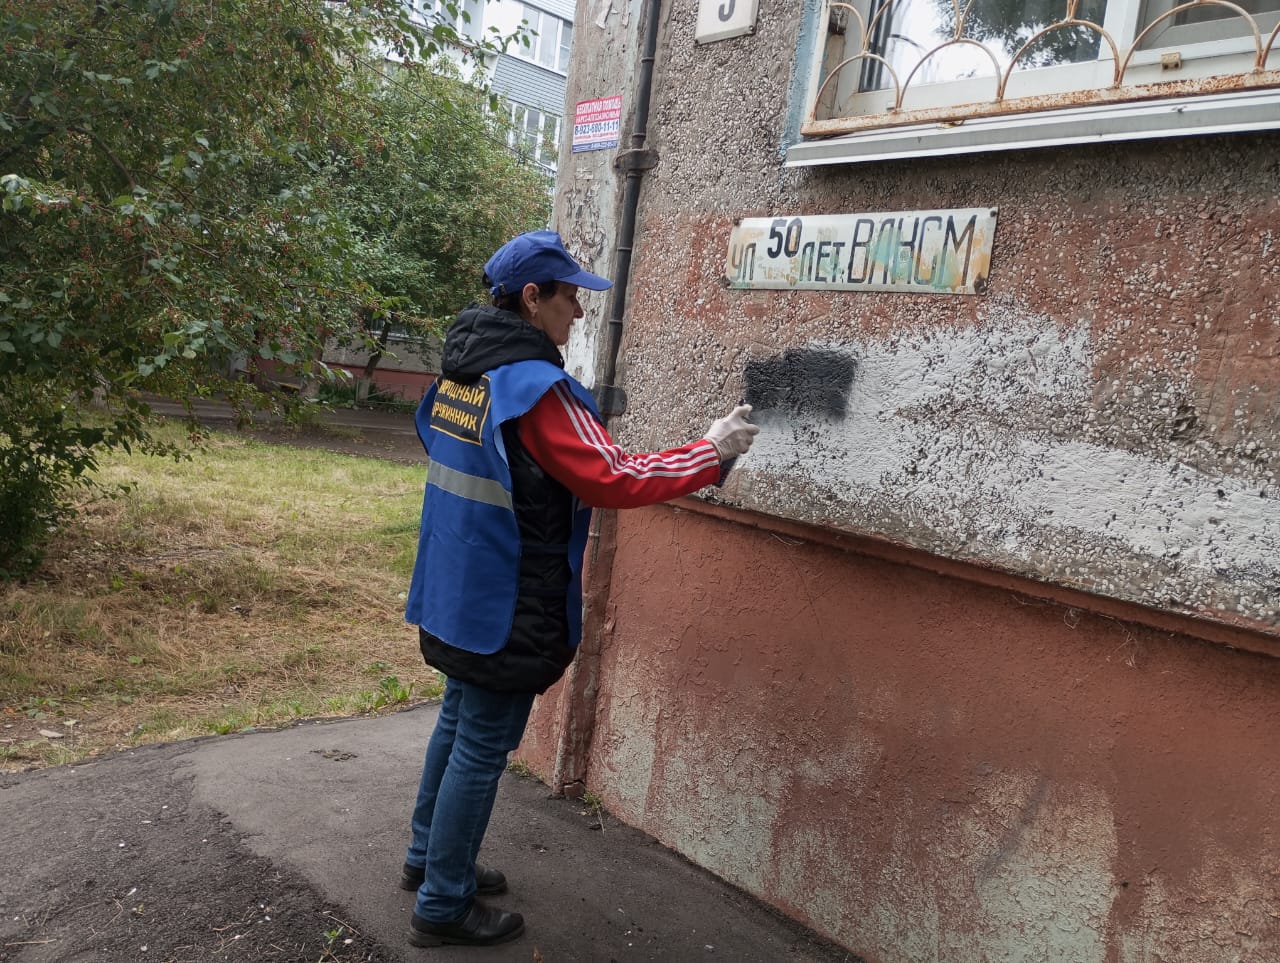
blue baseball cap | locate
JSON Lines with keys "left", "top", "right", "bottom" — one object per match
{"left": 484, "top": 230, "right": 613, "bottom": 297}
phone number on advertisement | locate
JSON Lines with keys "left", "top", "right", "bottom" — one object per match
{"left": 574, "top": 121, "right": 619, "bottom": 136}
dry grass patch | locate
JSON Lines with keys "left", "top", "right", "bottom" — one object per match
{"left": 0, "top": 423, "right": 440, "bottom": 771}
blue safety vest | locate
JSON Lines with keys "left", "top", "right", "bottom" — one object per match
{"left": 404, "top": 360, "right": 600, "bottom": 654}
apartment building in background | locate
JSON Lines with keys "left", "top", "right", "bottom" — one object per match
{"left": 310, "top": 0, "right": 579, "bottom": 400}
{"left": 415, "top": 0, "right": 576, "bottom": 172}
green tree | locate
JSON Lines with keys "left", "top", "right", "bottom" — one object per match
{"left": 0, "top": 0, "right": 547, "bottom": 575}
{"left": 329, "top": 61, "right": 552, "bottom": 397}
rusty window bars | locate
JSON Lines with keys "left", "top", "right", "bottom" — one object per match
{"left": 803, "top": 0, "right": 1280, "bottom": 136}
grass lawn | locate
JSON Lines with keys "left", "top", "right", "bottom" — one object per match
{"left": 0, "top": 422, "right": 441, "bottom": 771}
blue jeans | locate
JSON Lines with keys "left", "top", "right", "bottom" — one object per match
{"left": 405, "top": 677, "right": 535, "bottom": 922}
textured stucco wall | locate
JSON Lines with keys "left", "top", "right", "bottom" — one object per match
{"left": 588, "top": 1, "right": 1280, "bottom": 638}
{"left": 553, "top": 0, "right": 642, "bottom": 390}
{"left": 521, "top": 0, "right": 1280, "bottom": 959}
{"left": 582, "top": 504, "right": 1280, "bottom": 962}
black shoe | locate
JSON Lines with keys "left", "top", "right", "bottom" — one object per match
{"left": 408, "top": 904, "right": 524, "bottom": 948}
{"left": 399, "top": 862, "right": 507, "bottom": 895}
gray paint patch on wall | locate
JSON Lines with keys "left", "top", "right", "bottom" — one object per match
{"left": 744, "top": 347, "right": 858, "bottom": 418}
{"left": 726, "top": 315, "right": 1280, "bottom": 632}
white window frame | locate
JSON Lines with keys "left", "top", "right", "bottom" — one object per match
{"left": 788, "top": 0, "right": 1280, "bottom": 166}
{"left": 1136, "top": 0, "right": 1280, "bottom": 50}
{"left": 558, "top": 20, "right": 574, "bottom": 71}
{"left": 518, "top": 5, "right": 573, "bottom": 74}
{"left": 507, "top": 104, "right": 563, "bottom": 171}
{"left": 420, "top": 0, "right": 483, "bottom": 43}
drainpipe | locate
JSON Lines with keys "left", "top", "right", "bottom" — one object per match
{"left": 551, "top": 0, "right": 663, "bottom": 797}
{"left": 596, "top": 0, "right": 662, "bottom": 419}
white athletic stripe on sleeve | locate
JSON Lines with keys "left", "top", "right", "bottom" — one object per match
{"left": 550, "top": 383, "right": 719, "bottom": 479}
{"left": 557, "top": 386, "right": 718, "bottom": 476}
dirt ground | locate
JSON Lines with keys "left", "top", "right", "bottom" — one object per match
{"left": 1, "top": 410, "right": 421, "bottom": 963}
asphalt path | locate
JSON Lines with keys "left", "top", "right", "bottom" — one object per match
{"left": 0, "top": 703, "right": 853, "bottom": 962}
{"left": 1, "top": 400, "right": 853, "bottom": 961}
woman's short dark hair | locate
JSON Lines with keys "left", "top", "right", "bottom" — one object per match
{"left": 489, "top": 278, "right": 559, "bottom": 312}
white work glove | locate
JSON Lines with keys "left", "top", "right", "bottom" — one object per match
{"left": 703, "top": 404, "right": 760, "bottom": 461}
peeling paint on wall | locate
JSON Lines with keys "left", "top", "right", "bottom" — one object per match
{"left": 1119, "top": 849, "right": 1280, "bottom": 962}
{"left": 776, "top": 775, "right": 1118, "bottom": 963}
{"left": 957, "top": 778, "right": 1115, "bottom": 963}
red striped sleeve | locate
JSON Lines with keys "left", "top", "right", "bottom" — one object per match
{"left": 519, "top": 381, "right": 723, "bottom": 509}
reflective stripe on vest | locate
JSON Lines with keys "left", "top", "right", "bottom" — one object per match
{"left": 427, "top": 461, "right": 514, "bottom": 511}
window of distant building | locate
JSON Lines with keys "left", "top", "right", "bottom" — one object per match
{"left": 509, "top": 103, "right": 562, "bottom": 169}
{"left": 419, "top": 0, "right": 483, "bottom": 43}
{"left": 519, "top": 4, "right": 574, "bottom": 72}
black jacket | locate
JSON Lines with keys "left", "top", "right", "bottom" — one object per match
{"left": 417, "top": 304, "right": 581, "bottom": 694}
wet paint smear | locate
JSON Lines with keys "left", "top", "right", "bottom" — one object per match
{"left": 743, "top": 348, "right": 858, "bottom": 418}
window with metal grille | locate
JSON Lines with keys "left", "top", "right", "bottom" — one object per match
{"left": 790, "top": 0, "right": 1280, "bottom": 164}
